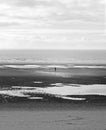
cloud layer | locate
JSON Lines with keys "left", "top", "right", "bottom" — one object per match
{"left": 0, "top": 0, "right": 105, "bottom": 49}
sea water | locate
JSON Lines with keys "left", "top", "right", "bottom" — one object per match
{"left": 0, "top": 50, "right": 106, "bottom": 64}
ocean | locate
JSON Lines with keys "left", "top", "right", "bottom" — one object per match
{"left": 0, "top": 50, "right": 106, "bottom": 64}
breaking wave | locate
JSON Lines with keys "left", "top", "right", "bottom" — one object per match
{"left": 3, "top": 65, "right": 41, "bottom": 69}
{"left": 73, "top": 65, "right": 106, "bottom": 69}
{"left": 0, "top": 64, "right": 106, "bottom": 69}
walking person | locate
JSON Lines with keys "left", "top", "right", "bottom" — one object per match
{"left": 54, "top": 67, "right": 56, "bottom": 72}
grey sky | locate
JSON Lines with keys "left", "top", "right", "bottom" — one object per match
{"left": 0, "top": 0, "right": 105, "bottom": 49}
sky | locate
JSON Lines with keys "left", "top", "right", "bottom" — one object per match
{"left": 0, "top": 0, "right": 105, "bottom": 50}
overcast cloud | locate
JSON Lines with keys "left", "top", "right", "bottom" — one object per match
{"left": 0, "top": 0, "right": 105, "bottom": 49}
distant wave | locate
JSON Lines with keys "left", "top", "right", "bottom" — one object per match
{"left": 0, "top": 64, "right": 106, "bottom": 69}
{"left": 0, "top": 64, "right": 68, "bottom": 69}
{"left": 0, "top": 84, "right": 106, "bottom": 102}
{"left": 73, "top": 65, "right": 106, "bottom": 69}
{"left": 3, "top": 65, "right": 41, "bottom": 69}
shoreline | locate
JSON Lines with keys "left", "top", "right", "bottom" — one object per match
{"left": 0, "top": 67, "right": 106, "bottom": 77}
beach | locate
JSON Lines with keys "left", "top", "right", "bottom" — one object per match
{"left": 0, "top": 50, "right": 106, "bottom": 130}
{"left": 0, "top": 66, "right": 106, "bottom": 130}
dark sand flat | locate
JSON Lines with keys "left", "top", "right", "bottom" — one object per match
{"left": 0, "top": 67, "right": 106, "bottom": 86}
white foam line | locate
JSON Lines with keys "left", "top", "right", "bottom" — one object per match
{"left": 3, "top": 65, "right": 41, "bottom": 69}
{"left": 46, "top": 65, "right": 67, "bottom": 69}
{"left": 73, "top": 66, "right": 106, "bottom": 69}
{"left": 1, "top": 65, "right": 106, "bottom": 69}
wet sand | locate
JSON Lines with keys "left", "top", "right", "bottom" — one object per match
{"left": 0, "top": 66, "right": 106, "bottom": 87}
{"left": 0, "top": 66, "right": 106, "bottom": 77}
{"left": 0, "top": 109, "right": 106, "bottom": 130}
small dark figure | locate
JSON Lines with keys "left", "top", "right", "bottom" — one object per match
{"left": 54, "top": 67, "right": 56, "bottom": 72}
